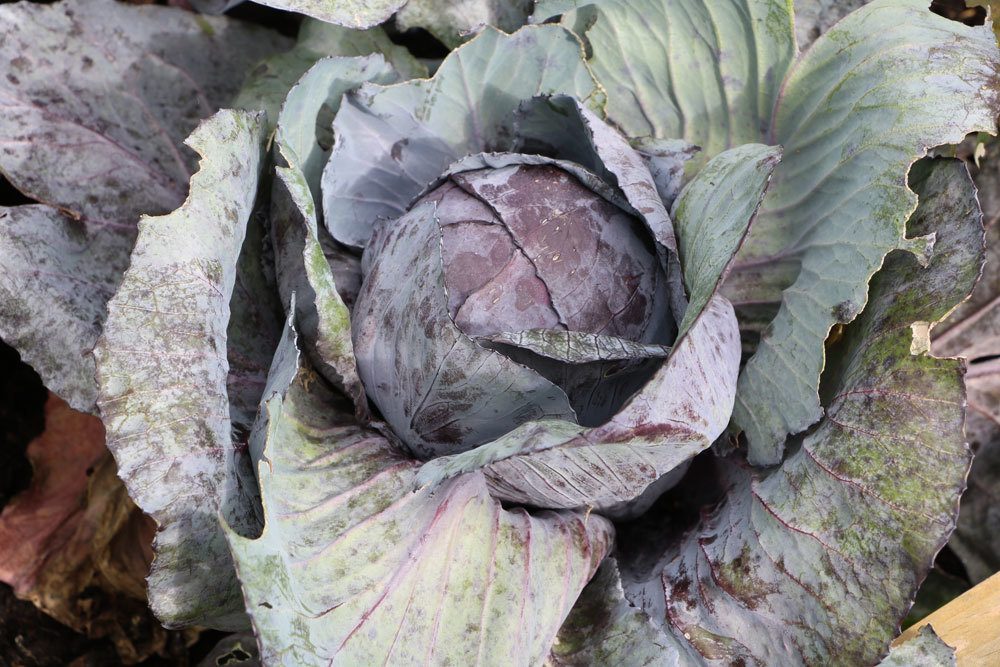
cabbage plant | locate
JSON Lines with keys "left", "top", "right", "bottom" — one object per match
{"left": 1, "top": 0, "right": 998, "bottom": 664}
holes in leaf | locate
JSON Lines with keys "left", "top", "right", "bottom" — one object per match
{"left": 930, "top": 0, "right": 988, "bottom": 25}
{"left": 218, "top": 648, "right": 253, "bottom": 665}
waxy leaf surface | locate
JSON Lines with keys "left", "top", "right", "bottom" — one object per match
{"left": 671, "top": 143, "right": 780, "bottom": 336}
{"left": 621, "top": 159, "right": 982, "bottom": 666}
{"left": 418, "top": 295, "right": 739, "bottom": 514}
{"left": 0, "top": 0, "right": 287, "bottom": 412}
{"left": 352, "top": 201, "right": 577, "bottom": 458}
{"left": 553, "top": 0, "right": 795, "bottom": 165}
{"left": 934, "top": 143, "right": 1000, "bottom": 583}
{"left": 731, "top": 0, "right": 999, "bottom": 463}
{"left": 271, "top": 55, "right": 400, "bottom": 416}
{"left": 226, "top": 321, "right": 612, "bottom": 665}
{"left": 95, "top": 110, "right": 268, "bottom": 629}
{"left": 321, "top": 25, "right": 600, "bottom": 249}
{"left": 232, "top": 20, "right": 424, "bottom": 135}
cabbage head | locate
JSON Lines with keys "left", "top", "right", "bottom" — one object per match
{"left": 0, "top": 0, "right": 996, "bottom": 664}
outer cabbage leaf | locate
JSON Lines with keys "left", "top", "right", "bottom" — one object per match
{"left": 621, "top": 159, "right": 981, "bottom": 666}
{"left": 632, "top": 139, "right": 700, "bottom": 212}
{"left": 552, "top": 0, "right": 795, "bottom": 166}
{"left": 200, "top": 0, "right": 530, "bottom": 48}
{"left": 271, "top": 55, "right": 400, "bottom": 417}
{"left": 95, "top": 110, "right": 268, "bottom": 629}
{"left": 0, "top": 0, "right": 287, "bottom": 413}
{"left": 395, "top": 0, "right": 533, "bottom": 47}
{"left": 274, "top": 55, "right": 399, "bottom": 201}
{"left": 416, "top": 143, "right": 777, "bottom": 513}
{"left": 934, "top": 146, "right": 1000, "bottom": 583}
{"left": 552, "top": 0, "right": 999, "bottom": 465}
{"left": 232, "top": 19, "right": 424, "bottom": 133}
{"left": 933, "top": 174, "right": 1000, "bottom": 442}
{"left": 729, "top": 0, "right": 999, "bottom": 463}
{"left": 0, "top": 0, "right": 286, "bottom": 221}
{"left": 0, "top": 207, "right": 132, "bottom": 414}
{"left": 471, "top": 322, "right": 733, "bottom": 512}
{"left": 224, "top": 203, "right": 286, "bottom": 437}
{"left": 235, "top": 35, "right": 426, "bottom": 428}
{"left": 878, "top": 626, "right": 955, "bottom": 667}
{"left": 321, "top": 25, "right": 601, "bottom": 249}
{"left": 792, "top": 0, "right": 873, "bottom": 49}
{"left": 672, "top": 143, "right": 780, "bottom": 336}
{"left": 549, "top": 558, "right": 680, "bottom": 666}
{"left": 225, "top": 319, "right": 613, "bottom": 665}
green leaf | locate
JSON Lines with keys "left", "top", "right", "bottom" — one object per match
{"left": 792, "top": 0, "right": 873, "bottom": 49}
{"left": 0, "top": 206, "right": 132, "bottom": 414}
{"left": 671, "top": 143, "right": 781, "bottom": 336}
{"left": 732, "top": 0, "right": 1000, "bottom": 464}
{"left": 556, "top": 0, "right": 795, "bottom": 166}
{"left": 225, "top": 201, "right": 286, "bottom": 436}
{"left": 95, "top": 110, "right": 269, "bottom": 629}
{"left": 0, "top": 0, "right": 287, "bottom": 222}
{"left": 0, "top": 0, "right": 287, "bottom": 413}
{"left": 395, "top": 0, "right": 533, "bottom": 48}
{"left": 275, "top": 55, "right": 399, "bottom": 202}
{"left": 620, "top": 159, "right": 982, "bottom": 665}
{"left": 934, "top": 155, "right": 1000, "bottom": 583}
{"left": 321, "top": 25, "right": 601, "bottom": 249}
{"left": 933, "top": 157, "right": 1000, "bottom": 453}
{"left": 225, "top": 319, "right": 613, "bottom": 665}
{"left": 877, "top": 626, "right": 955, "bottom": 667}
{"left": 631, "top": 138, "right": 700, "bottom": 211}
{"left": 232, "top": 20, "right": 424, "bottom": 134}
{"left": 270, "top": 55, "right": 400, "bottom": 415}
{"left": 272, "top": 162, "right": 368, "bottom": 414}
